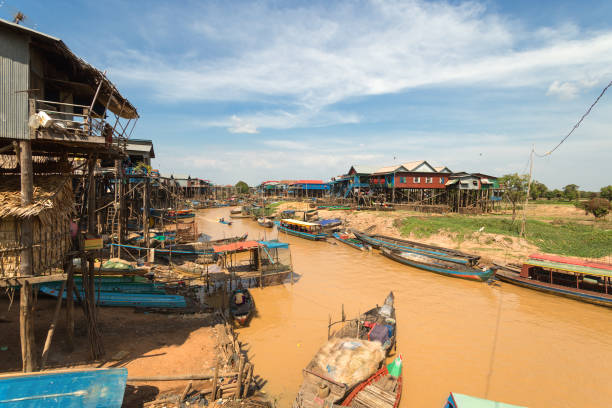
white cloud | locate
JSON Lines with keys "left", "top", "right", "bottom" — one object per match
{"left": 228, "top": 115, "right": 258, "bottom": 134}
{"left": 107, "top": 0, "right": 612, "bottom": 131}
{"left": 546, "top": 81, "right": 580, "bottom": 100}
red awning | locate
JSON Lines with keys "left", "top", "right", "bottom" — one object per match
{"left": 213, "top": 241, "right": 261, "bottom": 253}
{"left": 529, "top": 253, "right": 612, "bottom": 271}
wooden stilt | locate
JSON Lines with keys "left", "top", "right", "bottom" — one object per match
{"left": 65, "top": 259, "right": 75, "bottom": 351}
{"left": 19, "top": 140, "right": 36, "bottom": 372}
{"left": 19, "top": 281, "right": 36, "bottom": 372}
{"left": 41, "top": 280, "right": 66, "bottom": 368}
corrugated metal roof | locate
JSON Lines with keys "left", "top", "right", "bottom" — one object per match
{"left": 350, "top": 165, "right": 377, "bottom": 174}
{"left": 372, "top": 165, "right": 407, "bottom": 175}
{"left": 0, "top": 26, "right": 29, "bottom": 140}
{"left": 0, "top": 18, "right": 138, "bottom": 119}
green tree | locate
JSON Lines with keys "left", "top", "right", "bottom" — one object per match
{"left": 600, "top": 185, "right": 612, "bottom": 201}
{"left": 235, "top": 180, "right": 249, "bottom": 195}
{"left": 584, "top": 198, "right": 611, "bottom": 218}
{"left": 499, "top": 173, "right": 529, "bottom": 222}
{"left": 529, "top": 180, "right": 548, "bottom": 200}
{"left": 551, "top": 189, "right": 563, "bottom": 200}
{"left": 563, "top": 184, "right": 579, "bottom": 201}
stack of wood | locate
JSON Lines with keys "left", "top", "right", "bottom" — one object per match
{"left": 348, "top": 375, "right": 399, "bottom": 408}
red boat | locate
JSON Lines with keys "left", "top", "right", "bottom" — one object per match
{"left": 340, "top": 360, "right": 402, "bottom": 408}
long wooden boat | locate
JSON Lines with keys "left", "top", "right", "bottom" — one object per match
{"left": 230, "top": 288, "right": 255, "bottom": 326}
{"left": 39, "top": 285, "right": 187, "bottom": 308}
{"left": 257, "top": 217, "right": 274, "bottom": 228}
{"left": 340, "top": 358, "right": 402, "bottom": 408}
{"left": 277, "top": 219, "right": 329, "bottom": 241}
{"left": 293, "top": 292, "right": 396, "bottom": 408}
{"left": 230, "top": 207, "right": 242, "bottom": 214}
{"left": 444, "top": 392, "right": 526, "bottom": 408}
{"left": 42, "top": 280, "right": 167, "bottom": 295}
{"left": 382, "top": 248, "right": 494, "bottom": 282}
{"left": 495, "top": 258, "right": 612, "bottom": 308}
{"left": 0, "top": 367, "right": 127, "bottom": 407}
{"left": 353, "top": 230, "right": 480, "bottom": 266}
{"left": 333, "top": 232, "right": 371, "bottom": 251}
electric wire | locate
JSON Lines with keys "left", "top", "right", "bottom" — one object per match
{"left": 535, "top": 79, "right": 612, "bottom": 158}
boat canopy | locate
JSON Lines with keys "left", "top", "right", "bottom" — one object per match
{"left": 529, "top": 253, "right": 612, "bottom": 271}
{"left": 525, "top": 258, "right": 612, "bottom": 278}
{"left": 213, "top": 241, "right": 261, "bottom": 253}
{"left": 446, "top": 392, "right": 526, "bottom": 408}
{"left": 258, "top": 241, "right": 289, "bottom": 249}
{"left": 281, "top": 219, "right": 320, "bottom": 227}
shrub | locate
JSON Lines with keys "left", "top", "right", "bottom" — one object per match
{"left": 585, "top": 198, "right": 611, "bottom": 219}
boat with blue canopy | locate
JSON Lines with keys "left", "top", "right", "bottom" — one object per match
{"left": 0, "top": 367, "right": 127, "bottom": 407}
{"left": 278, "top": 219, "right": 328, "bottom": 241}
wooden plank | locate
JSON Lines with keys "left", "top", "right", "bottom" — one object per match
{"left": 0, "top": 274, "right": 67, "bottom": 287}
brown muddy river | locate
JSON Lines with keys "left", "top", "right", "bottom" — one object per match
{"left": 199, "top": 207, "right": 612, "bottom": 407}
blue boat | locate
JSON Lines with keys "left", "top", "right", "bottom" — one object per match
{"left": 39, "top": 285, "right": 187, "bottom": 308}
{"left": 353, "top": 230, "right": 479, "bottom": 266}
{"left": 332, "top": 232, "right": 371, "bottom": 251}
{"left": 382, "top": 248, "right": 494, "bottom": 282}
{"left": 219, "top": 218, "right": 232, "bottom": 225}
{"left": 42, "top": 280, "right": 167, "bottom": 295}
{"left": 278, "top": 219, "right": 328, "bottom": 241}
{"left": 0, "top": 367, "right": 127, "bottom": 407}
{"left": 444, "top": 392, "right": 526, "bottom": 407}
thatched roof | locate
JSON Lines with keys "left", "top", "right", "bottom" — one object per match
{"left": 0, "top": 175, "right": 73, "bottom": 221}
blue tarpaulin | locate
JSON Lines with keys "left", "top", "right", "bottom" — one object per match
{"left": 258, "top": 241, "right": 289, "bottom": 249}
{"left": 318, "top": 218, "right": 341, "bottom": 226}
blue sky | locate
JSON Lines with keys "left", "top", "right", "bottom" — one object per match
{"left": 3, "top": 0, "right": 612, "bottom": 189}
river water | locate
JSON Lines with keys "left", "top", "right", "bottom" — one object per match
{"left": 198, "top": 208, "right": 612, "bottom": 407}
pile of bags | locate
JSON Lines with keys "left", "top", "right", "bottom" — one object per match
{"left": 313, "top": 337, "right": 385, "bottom": 386}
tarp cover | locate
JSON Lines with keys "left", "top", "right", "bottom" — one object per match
{"left": 258, "top": 241, "right": 289, "bottom": 249}
{"left": 319, "top": 219, "right": 341, "bottom": 226}
{"left": 213, "top": 241, "right": 260, "bottom": 253}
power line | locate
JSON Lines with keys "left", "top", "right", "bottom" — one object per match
{"left": 536, "top": 79, "right": 612, "bottom": 158}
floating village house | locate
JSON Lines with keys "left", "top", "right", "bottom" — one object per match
{"left": 0, "top": 17, "right": 138, "bottom": 370}
{"left": 287, "top": 180, "right": 330, "bottom": 198}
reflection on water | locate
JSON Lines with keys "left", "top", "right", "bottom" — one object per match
{"left": 198, "top": 208, "right": 612, "bottom": 408}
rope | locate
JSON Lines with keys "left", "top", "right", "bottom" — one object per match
{"left": 485, "top": 291, "right": 503, "bottom": 398}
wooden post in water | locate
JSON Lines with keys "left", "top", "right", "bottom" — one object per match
{"left": 19, "top": 139, "right": 36, "bottom": 372}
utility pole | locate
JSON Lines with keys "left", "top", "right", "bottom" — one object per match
{"left": 520, "top": 146, "right": 534, "bottom": 238}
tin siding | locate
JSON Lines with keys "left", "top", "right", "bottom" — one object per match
{"left": 0, "top": 27, "right": 30, "bottom": 140}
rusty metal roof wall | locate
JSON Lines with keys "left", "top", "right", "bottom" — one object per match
{"left": 0, "top": 18, "right": 138, "bottom": 120}
{"left": 0, "top": 25, "right": 30, "bottom": 140}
